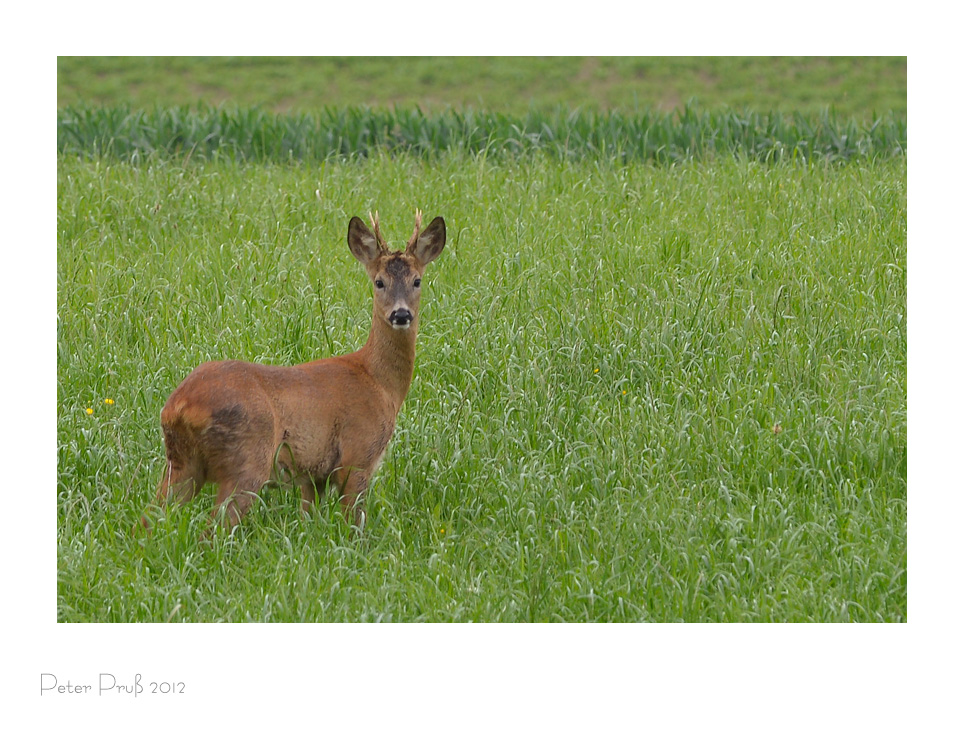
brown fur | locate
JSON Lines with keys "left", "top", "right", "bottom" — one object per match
{"left": 137, "top": 211, "right": 446, "bottom": 535}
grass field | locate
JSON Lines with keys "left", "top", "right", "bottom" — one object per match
{"left": 56, "top": 56, "right": 906, "bottom": 622}
{"left": 57, "top": 149, "right": 906, "bottom": 621}
{"left": 57, "top": 56, "right": 907, "bottom": 118}
{"left": 57, "top": 102, "right": 906, "bottom": 165}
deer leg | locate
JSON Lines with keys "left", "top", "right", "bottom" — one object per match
{"left": 299, "top": 477, "right": 321, "bottom": 514}
{"left": 203, "top": 431, "right": 274, "bottom": 534}
{"left": 211, "top": 484, "right": 261, "bottom": 530}
{"left": 210, "top": 475, "right": 266, "bottom": 532}
{"left": 337, "top": 469, "right": 370, "bottom": 530}
{"left": 137, "top": 458, "right": 204, "bottom": 532}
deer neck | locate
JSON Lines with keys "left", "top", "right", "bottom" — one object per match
{"left": 359, "top": 309, "right": 418, "bottom": 407}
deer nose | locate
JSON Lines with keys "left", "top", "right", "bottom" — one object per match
{"left": 389, "top": 308, "right": 413, "bottom": 328}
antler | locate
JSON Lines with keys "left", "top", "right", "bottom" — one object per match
{"left": 406, "top": 208, "right": 423, "bottom": 251}
{"left": 368, "top": 211, "right": 389, "bottom": 252}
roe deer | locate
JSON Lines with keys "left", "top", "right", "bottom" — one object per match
{"left": 138, "top": 210, "right": 446, "bottom": 535}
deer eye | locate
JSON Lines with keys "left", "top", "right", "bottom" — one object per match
{"left": 413, "top": 278, "right": 421, "bottom": 288}
{"left": 375, "top": 279, "right": 385, "bottom": 289}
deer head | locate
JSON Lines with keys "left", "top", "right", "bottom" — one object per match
{"left": 347, "top": 209, "right": 446, "bottom": 331}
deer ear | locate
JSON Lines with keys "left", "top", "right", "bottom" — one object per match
{"left": 347, "top": 216, "right": 380, "bottom": 264}
{"left": 410, "top": 216, "right": 446, "bottom": 265}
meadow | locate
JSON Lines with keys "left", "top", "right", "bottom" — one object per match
{"left": 57, "top": 57, "right": 905, "bottom": 622}
{"left": 57, "top": 56, "right": 907, "bottom": 117}
{"left": 57, "top": 148, "right": 906, "bottom": 621}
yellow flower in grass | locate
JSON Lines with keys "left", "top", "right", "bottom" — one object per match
{"left": 104, "top": 398, "right": 115, "bottom": 405}
{"left": 85, "top": 407, "right": 93, "bottom": 415}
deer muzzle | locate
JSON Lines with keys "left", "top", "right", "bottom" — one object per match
{"left": 389, "top": 308, "right": 414, "bottom": 329}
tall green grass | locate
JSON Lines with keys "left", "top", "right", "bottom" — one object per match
{"left": 58, "top": 103, "right": 906, "bottom": 165}
{"left": 57, "top": 150, "right": 906, "bottom": 621}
